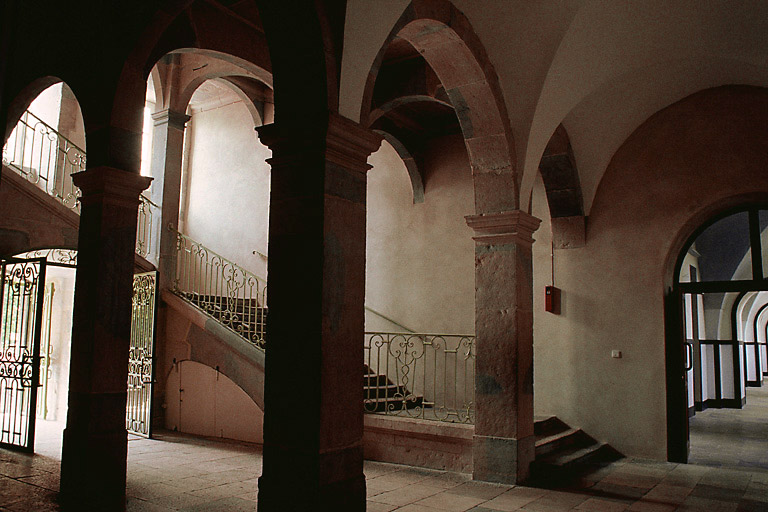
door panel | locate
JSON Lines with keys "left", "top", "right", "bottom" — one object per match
{"left": 126, "top": 271, "right": 157, "bottom": 437}
{"left": 0, "top": 258, "right": 46, "bottom": 452}
{"left": 665, "top": 289, "right": 689, "bottom": 462}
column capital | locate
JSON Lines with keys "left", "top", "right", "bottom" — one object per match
{"left": 72, "top": 167, "right": 152, "bottom": 207}
{"left": 151, "top": 108, "right": 190, "bottom": 129}
{"left": 465, "top": 210, "right": 542, "bottom": 246}
{"left": 257, "top": 112, "right": 382, "bottom": 173}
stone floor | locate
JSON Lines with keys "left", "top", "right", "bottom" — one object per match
{"left": 1, "top": 393, "right": 768, "bottom": 511}
{"left": 689, "top": 384, "right": 768, "bottom": 469}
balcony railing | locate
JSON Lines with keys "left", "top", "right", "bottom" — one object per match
{"left": 364, "top": 332, "right": 475, "bottom": 424}
{"left": 2, "top": 110, "right": 84, "bottom": 211}
{"left": 171, "top": 228, "right": 267, "bottom": 349}
{"left": 135, "top": 194, "right": 159, "bottom": 259}
{"left": 2, "top": 109, "right": 159, "bottom": 260}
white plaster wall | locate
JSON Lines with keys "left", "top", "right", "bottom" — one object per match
{"left": 530, "top": 169, "right": 668, "bottom": 458}
{"left": 531, "top": 87, "right": 768, "bottom": 459}
{"left": 365, "top": 136, "right": 474, "bottom": 335}
{"left": 165, "top": 360, "right": 263, "bottom": 444}
{"left": 531, "top": 174, "right": 569, "bottom": 416}
{"left": 182, "top": 98, "right": 270, "bottom": 280}
{"left": 26, "top": 83, "right": 62, "bottom": 128}
{"left": 43, "top": 266, "right": 74, "bottom": 423}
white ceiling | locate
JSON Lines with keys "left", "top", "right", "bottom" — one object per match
{"left": 342, "top": 0, "right": 768, "bottom": 214}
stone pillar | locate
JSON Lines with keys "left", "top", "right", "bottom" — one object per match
{"left": 60, "top": 167, "right": 151, "bottom": 512}
{"left": 465, "top": 210, "right": 541, "bottom": 484}
{"left": 149, "top": 109, "right": 189, "bottom": 288}
{"left": 256, "top": 113, "right": 381, "bottom": 512}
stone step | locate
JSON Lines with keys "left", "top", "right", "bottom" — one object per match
{"left": 364, "top": 384, "right": 409, "bottom": 399}
{"left": 534, "top": 416, "right": 569, "bottom": 439}
{"left": 535, "top": 428, "right": 591, "bottom": 458}
{"left": 538, "top": 442, "right": 621, "bottom": 469}
{"left": 363, "top": 373, "right": 390, "bottom": 386}
{"left": 531, "top": 416, "right": 623, "bottom": 485}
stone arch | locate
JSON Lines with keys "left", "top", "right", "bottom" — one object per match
{"left": 110, "top": 0, "right": 273, "bottom": 173}
{"left": 663, "top": 196, "right": 768, "bottom": 292}
{"left": 2, "top": 79, "right": 85, "bottom": 257}
{"left": 148, "top": 67, "right": 163, "bottom": 106}
{"left": 3, "top": 76, "right": 63, "bottom": 146}
{"left": 539, "top": 124, "right": 583, "bottom": 218}
{"left": 368, "top": 94, "right": 452, "bottom": 203}
{"left": 539, "top": 124, "right": 585, "bottom": 248}
{"left": 361, "top": 0, "right": 517, "bottom": 214}
{"left": 161, "top": 50, "right": 273, "bottom": 125}
{"left": 373, "top": 131, "right": 425, "bottom": 204}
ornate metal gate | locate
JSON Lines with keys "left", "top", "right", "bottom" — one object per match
{"left": 0, "top": 258, "right": 46, "bottom": 451}
{"left": 127, "top": 271, "right": 157, "bottom": 437}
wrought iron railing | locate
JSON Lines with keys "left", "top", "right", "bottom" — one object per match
{"left": 364, "top": 332, "right": 475, "bottom": 424}
{"left": 3, "top": 110, "right": 159, "bottom": 260}
{"left": 171, "top": 228, "right": 267, "bottom": 349}
{"left": 2, "top": 110, "right": 84, "bottom": 211}
{"left": 135, "top": 194, "right": 159, "bottom": 259}
{"left": 127, "top": 272, "right": 157, "bottom": 437}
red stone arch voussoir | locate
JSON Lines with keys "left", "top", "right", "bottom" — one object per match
{"left": 360, "top": 0, "right": 518, "bottom": 214}
{"left": 109, "top": 0, "right": 273, "bottom": 173}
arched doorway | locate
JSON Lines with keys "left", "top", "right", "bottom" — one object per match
{"left": 666, "top": 204, "right": 768, "bottom": 464}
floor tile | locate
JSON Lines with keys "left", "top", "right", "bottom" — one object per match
{"left": 415, "top": 490, "right": 487, "bottom": 511}
{"left": 2, "top": 390, "right": 768, "bottom": 512}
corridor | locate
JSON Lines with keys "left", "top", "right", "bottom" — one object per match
{"left": 690, "top": 386, "right": 768, "bottom": 470}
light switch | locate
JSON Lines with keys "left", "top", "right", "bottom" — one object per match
{"left": 611, "top": 350, "right": 622, "bottom": 359}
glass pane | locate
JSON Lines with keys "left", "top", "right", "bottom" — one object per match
{"left": 683, "top": 292, "right": 744, "bottom": 411}
{"left": 759, "top": 210, "right": 768, "bottom": 279}
{"left": 680, "top": 211, "right": 752, "bottom": 282}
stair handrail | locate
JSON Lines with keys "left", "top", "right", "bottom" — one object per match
{"left": 170, "top": 226, "right": 267, "bottom": 349}
{"left": 2, "top": 109, "right": 85, "bottom": 211}
{"left": 3, "top": 110, "right": 160, "bottom": 260}
{"left": 364, "top": 306, "right": 416, "bottom": 333}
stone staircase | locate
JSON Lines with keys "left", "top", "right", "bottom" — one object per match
{"left": 161, "top": 290, "right": 266, "bottom": 409}
{"left": 363, "top": 365, "right": 429, "bottom": 413}
{"left": 531, "top": 416, "right": 622, "bottom": 482}
{"left": 180, "top": 293, "right": 267, "bottom": 348}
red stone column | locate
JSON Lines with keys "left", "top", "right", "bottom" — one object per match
{"left": 465, "top": 210, "right": 541, "bottom": 484}
{"left": 256, "top": 113, "right": 381, "bottom": 512}
{"left": 60, "top": 167, "right": 151, "bottom": 511}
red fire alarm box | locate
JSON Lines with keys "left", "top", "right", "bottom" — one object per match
{"left": 545, "top": 286, "right": 561, "bottom": 314}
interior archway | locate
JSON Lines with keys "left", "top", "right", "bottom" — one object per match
{"left": 667, "top": 204, "right": 768, "bottom": 467}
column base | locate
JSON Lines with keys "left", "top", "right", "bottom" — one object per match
{"left": 60, "top": 427, "right": 128, "bottom": 511}
{"left": 257, "top": 472, "right": 366, "bottom": 512}
{"left": 473, "top": 434, "right": 534, "bottom": 485}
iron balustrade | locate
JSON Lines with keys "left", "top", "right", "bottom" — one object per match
{"left": 171, "top": 228, "right": 267, "bottom": 349}
{"left": 2, "top": 110, "right": 159, "bottom": 260}
{"left": 127, "top": 272, "right": 157, "bottom": 437}
{"left": 0, "top": 259, "right": 45, "bottom": 451}
{"left": 2, "top": 110, "right": 84, "bottom": 211}
{"left": 364, "top": 332, "right": 475, "bottom": 424}
{"left": 135, "top": 194, "right": 159, "bottom": 259}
